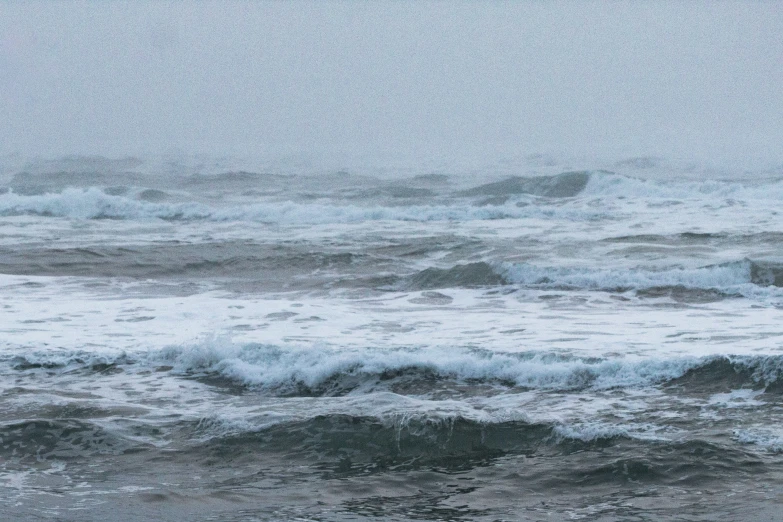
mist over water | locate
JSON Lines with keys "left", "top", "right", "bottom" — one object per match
{"left": 3, "top": 3, "right": 783, "bottom": 522}
{"left": 2, "top": 2, "right": 783, "bottom": 166}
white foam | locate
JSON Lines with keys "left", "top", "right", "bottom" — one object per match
{"left": 5, "top": 272, "right": 783, "bottom": 364}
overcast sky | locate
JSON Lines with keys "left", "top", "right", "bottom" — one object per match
{"left": 1, "top": 1, "right": 781, "bottom": 165}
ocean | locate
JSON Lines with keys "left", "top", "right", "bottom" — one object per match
{"left": 2, "top": 156, "right": 783, "bottom": 521}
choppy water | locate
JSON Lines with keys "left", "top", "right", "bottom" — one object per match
{"left": 3, "top": 156, "right": 783, "bottom": 520}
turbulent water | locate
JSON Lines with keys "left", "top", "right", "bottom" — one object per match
{"left": 3, "top": 156, "right": 783, "bottom": 521}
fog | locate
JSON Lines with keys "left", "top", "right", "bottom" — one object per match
{"left": 1, "top": 1, "right": 781, "bottom": 167}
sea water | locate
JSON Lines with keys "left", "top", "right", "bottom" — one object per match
{"left": 2, "top": 156, "right": 783, "bottom": 520}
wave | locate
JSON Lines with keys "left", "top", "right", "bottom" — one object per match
{"left": 402, "top": 262, "right": 506, "bottom": 289}
{"left": 1, "top": 413, "right": 760, "bottom": 486}
{"left": 398, "top": 259, "right": 783, "bottom": 298}
{"left": 177, "top": 411, "right": 762, "bottom": 483}
{"left": 187, "top": 414, "right": 645, "bottom": 470}
{"left": 458, "top": 171, "right": 591, "bottom": 198}
{"left": 558, "top": 439, "right": 765, "bottom": 486}
{"left": 0, "top": 243, "right": 365, "bottom": 280}
{"left": 150, "top": 340, "right": 706, "bottom": 395}
{"left": 0, "top": 419, "right": 144, "bottom": 462}
{"left": 582, "top": 171, "right": 783, "bottom": 200}
{"left": 8, "top": 340, "right": 783, "bottom": 397}
{"left": 0, "top": 187, "right": 600, "bottom": 223}
{"left": 453, "top": 170, "right": 783, "bottom": 201}
{"left": 496, "top": 260, "right": 760, "bottom": 293}
{"left": 6, "top": 171, "right": 783, "bottom": 223}
{"left": 0, "top": 410, "right": 679, "bottom": 475}
{"left": 157, "top": 342, "right": 783, "bottom": 396}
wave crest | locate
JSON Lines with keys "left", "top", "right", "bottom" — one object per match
{"left": 151, "top": 339, "right": 700, "bottom": 395}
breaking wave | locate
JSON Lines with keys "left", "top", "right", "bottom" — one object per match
{"left": 149, "top": 340, "right": 703, "bottom": 394}
{"left": 8, "top": 340, "right": 783, "bottom": 396}
{"left": 156, "top": 342, "right": 783, "bottom": 396}
{"left": 0, "top": 187, "right": 597, "bottom": 223}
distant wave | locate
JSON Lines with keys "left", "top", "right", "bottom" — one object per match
{"left": 0, "top": 187, "right": 599, "bottom": 223}
{"left": 582, "top": 172, "right": 783, "bottom": 200}
{"left": 458, "top": 171, "right": 591, "bottom": 198}
{"left": 496, "top": 259, "right": 774, "bottom": 294}
{"left": 398, "top": 259, "right": 783, "bottom": 299}
{"left": 5, "top": 171, "right": 783, "bottom": 223}
{"left": 457, "top": 170, "right": 783, "bottom": 201}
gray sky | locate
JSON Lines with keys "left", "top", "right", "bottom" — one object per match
{"left": 1, "top": 1, "right": 782, "bottom": 165}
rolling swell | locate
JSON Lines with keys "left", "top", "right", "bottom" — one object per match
{"left": 0, "top": 419, "right": 144, "bottom": 463}
{"left": 546, "top": 440, "right": 766, "bottom": 487}
{"left": 184, "top": 414, "right": 767, "bottom": 486}
{"left": 458, "top": 171, "right": 591, "bottom": 198}
{"left": 0, "top": 416, "right": 765, "bottom": 492}
{"left": 0, "top": 242, "right": 365, "bottom": 280}
{"left": 402, "top": 262, "right": 507, "bottom": 290}
{"left": 4, "top": 242, "right": 782, "bottom": 297}
{"left": 190, "top": 415, "right": 619, "bottom": 471}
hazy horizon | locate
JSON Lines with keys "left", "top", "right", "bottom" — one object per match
{"left": 2, "top": 1, "right": 782, "bottom": 167}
